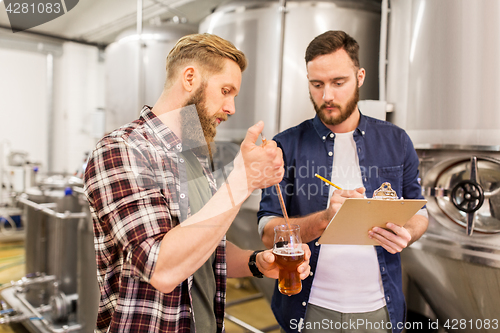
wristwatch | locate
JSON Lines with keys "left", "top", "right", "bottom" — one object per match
{"left": 248, "top": 250, "right": 264, "bottom": 278}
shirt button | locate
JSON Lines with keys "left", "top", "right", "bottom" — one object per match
{"left": 180, "top": 193, "right": 186, "bottom": 199}
{"left": 166, "top": 144, "right": 171, "bottom": 149}
{"left": 328, "top": 152, "right": 333, "bottom": 156}
{"left": 176, "top": 143, "right": 182, "bottom": 150}
{"left": 179, "top": 158, "right": 184, "bottom": 163}
{"left": 315, "top": 242, "right": 319, "bottom": 246}
{"left": 329, "top": 133, "right": 334, "bottom": 138}
{"left": 381, "top": 267, "right": 385, "bottom": 272}
{"left": 309, "top": 272, "right": 314, "bottom": 277}
{"left": 358, "top": 147, "right": 361, "bottom": 152}
{"left": 361, "top": 130, "right": 366, "bottom": 135}
{"left": 387, "top": 296, "right": 390, "bottom": 302}
{"left": 302, "top": 302, "right": 306, "bottom": 306}
{"left": 322, "top": 136, "right": 326, "bottom": 141}
{"left": 324, "top": 183, "right": 329, "bottom": 186}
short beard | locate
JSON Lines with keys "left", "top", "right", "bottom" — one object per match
{"left": 311, "top": 83, "right": 360, "bottom": 126}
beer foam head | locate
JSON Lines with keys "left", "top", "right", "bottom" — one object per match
{"left": 273, "top": 247, "right": 304, "bottom": 256}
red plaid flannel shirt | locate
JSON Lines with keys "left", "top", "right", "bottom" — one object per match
{"left": 84, "top": 106, "right": 226, "bottom": 333}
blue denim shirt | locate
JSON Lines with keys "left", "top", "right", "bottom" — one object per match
{"left": 258, "top": 112, "right": 424, "bottom": 333}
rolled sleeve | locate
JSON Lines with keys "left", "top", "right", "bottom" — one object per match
{"left": 107, "top": 193, "right": 172, "bottom": 282}
{"left": 125, "top": 237, "right": 162, "bottom": 282}
{"left": 416, "top": 208, "right": 428, "bottom": 218}
{"left": 257, "top": 215, "right": 280, "bottom": 238}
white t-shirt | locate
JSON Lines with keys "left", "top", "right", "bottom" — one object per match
{"left": 308, "top": 131, "right": 386, "bottom": 313}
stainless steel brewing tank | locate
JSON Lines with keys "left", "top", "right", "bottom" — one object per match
{"left": 23, "top": 187, "right": 54, "bottom": 306}
{"left": 384, "top": 0, "right": 500, "bottom": 327}
{"left": 77, "top": 203, "right": 99, "bottom": 330}
{"left": 105, "top": 24, "right": 197, "bottom": 132}
{"left": 24, "top": 188, "right": 51, "bottom": 284}
{"left": 386, "top": 0, "right": 500, "bottom": 146}
{"left": 9, "top": 176, "right": 98, "bottom": 332}
{"left": 402, "top": 148, "right": 500, "bottom": 331}
{"left": 22, "top": 178, "right": 84, "bottom": 305}
{"left": 200, "top": 0, "right": 381, "bottom": 141}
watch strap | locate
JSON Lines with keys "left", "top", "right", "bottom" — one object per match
{"left": 248, "top": 250, "right": 265, "bottom": 278}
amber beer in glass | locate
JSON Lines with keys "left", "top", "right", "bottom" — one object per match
{"left": 273, "top": 224, "right": 304, "bottom": 296}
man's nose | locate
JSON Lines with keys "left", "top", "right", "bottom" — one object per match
{"left": 322, "top": 85, "right": 335, "bottom": 102}
{"left": 223, "top": 98, "right": 236, "bottom": 115}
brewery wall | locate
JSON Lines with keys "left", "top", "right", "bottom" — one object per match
{"left": 0, "top": 38, "right": 104, "bottom": 174}
{"left": 0, "top": 47, "right": 51, "bottom": 169}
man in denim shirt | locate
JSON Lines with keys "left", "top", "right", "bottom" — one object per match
{"left": 258, "top": 31, "right": 428, "bottom": 333}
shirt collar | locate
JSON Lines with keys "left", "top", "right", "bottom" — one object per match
{"left": 356, "top": 110, "right": 368, "bottom": 136}
{"left": 140, "top": 105, "right": 182, "bottom": 151}
{"left": 312, "top": 114, "right": 333, "bottom": 140}
{"left": 312, "top": 110, "right": 368, "bottom": 139}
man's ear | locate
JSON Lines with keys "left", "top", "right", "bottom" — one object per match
{"left": 357, "top": 68, "right": 366, "bottom": 87}
{"left": 181, "top": 66, "right": 196, "bottom": 92}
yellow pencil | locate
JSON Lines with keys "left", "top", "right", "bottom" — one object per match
{"left": 315, "top": 173, "right": 343, "bottom": 190}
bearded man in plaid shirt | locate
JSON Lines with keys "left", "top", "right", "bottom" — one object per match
{"left": 84, "top": 33, "right": 311, "bottom": 333}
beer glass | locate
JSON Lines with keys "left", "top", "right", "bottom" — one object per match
{"left": 273, "top": 224, "right": 304, "bottom": 296}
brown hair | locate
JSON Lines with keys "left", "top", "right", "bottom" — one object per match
{"left": 165, "top": 33, "right": 247, "bottom": 86}
{"left": 305, "top": 30, "right": 360, "bottom": 68}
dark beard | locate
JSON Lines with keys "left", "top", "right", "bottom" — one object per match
{"left": 311, "top": 84, "right": 360, "bottom": 126}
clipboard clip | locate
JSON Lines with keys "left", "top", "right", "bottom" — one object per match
{"left": 372, "top": 182, "right": 399, "bottom": 200}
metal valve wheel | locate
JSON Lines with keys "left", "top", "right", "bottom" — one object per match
{"left": 451, "top": 180, "right": 485, "bottom": 213}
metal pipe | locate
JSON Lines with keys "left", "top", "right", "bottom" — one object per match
{"left": 15, "top": 299, "right": 47, "bottom": 327}
{"left": 4, "top": 274, "right": 57, "bottom": 290}
{"left": 224, "top": 313, "right": 265, "bottom": 333}
{"left": 275, "top": 0, "right": 287, "bottom": 133}
{"left": 415, "top": 143, "right": 500, "bottom": 152}
{"left": 0, "top": 24, "right": 107, "bottom": 49}
{"left": 46, "top": 53, "right": 54, "bottom": 173}
{"left": 150, "top": 0, "right": 187, "bottom": 18}
{"left": 16, "top": 292, "right": 82, "bottom": 333}
{"left": 136, "top": 0, "right": 143, "bottom": 36}
{"left": 0, "top": 274, "right": 58, "bottom": 299}
{"left": 0, "top": 312, "right": 33, "bottom": 324}
{"left": 1, "top": 276, "right": 83, "bottom": 331}
{"left": 379, "top": 0, "right": 389, "bottom": 101}
{"left": 17, "top": 195, "right": 87, "bottom": 219}
{"left": 0, "top": 213, "right": 19, "bottom": 235}
{"left": 137, "top": 0, "right": 145, "bottom": 113}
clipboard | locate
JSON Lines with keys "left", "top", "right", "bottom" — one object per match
{"left": 318, "top": 183, "right": 427, "bottom": 245}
